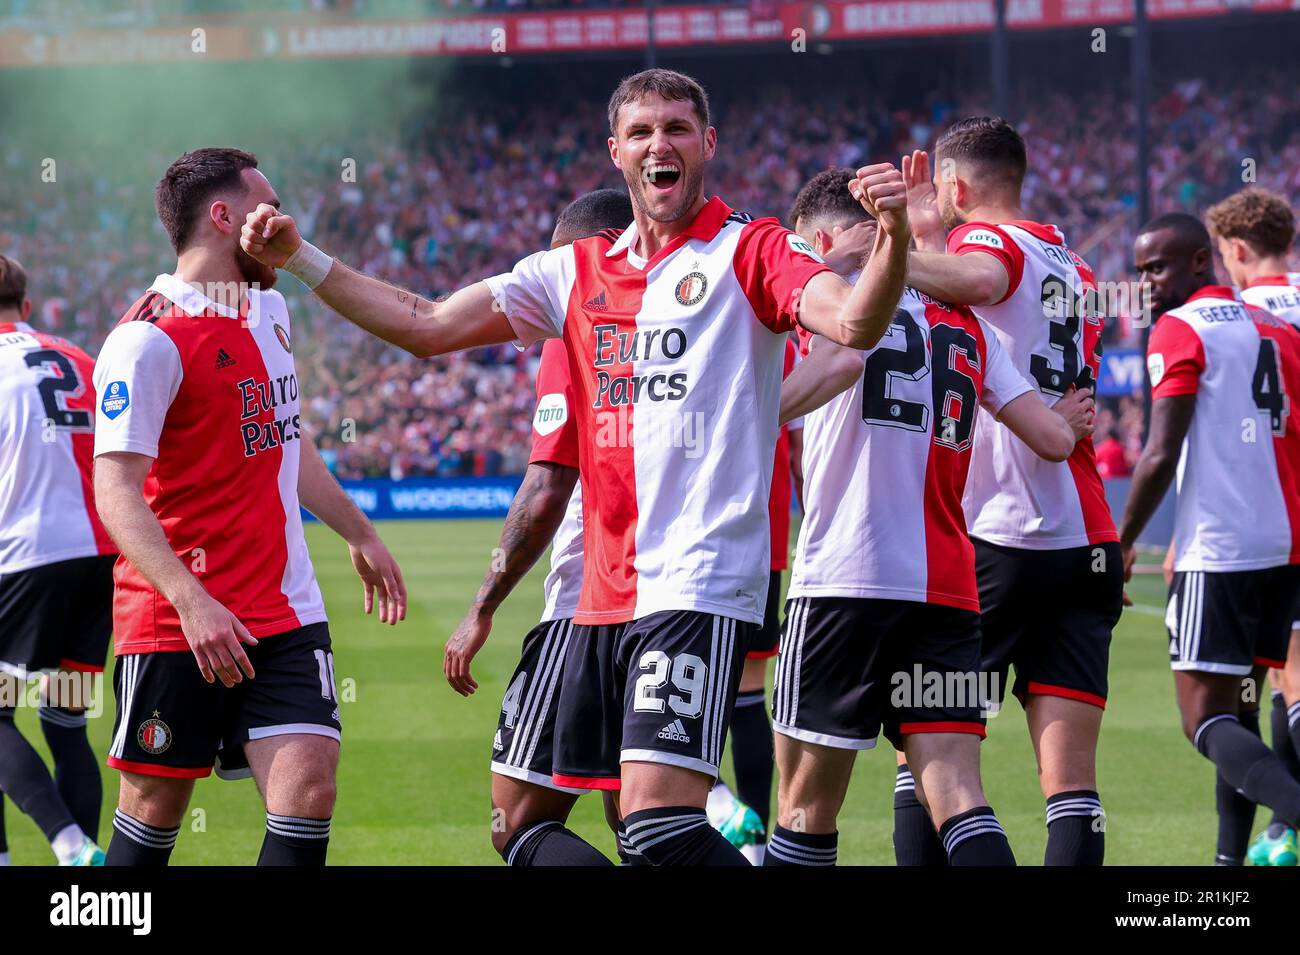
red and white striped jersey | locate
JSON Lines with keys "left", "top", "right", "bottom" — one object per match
{"left": 530, "top": 338, "right": 583, "bottom": 623}
{"left": 1147, "top": 285, "right": 1300, "bottom": 572}
{"left": 486, "top": 197, "right": 831, "bottom": 626}
{"left": 93, "top": 274, "right": 326, "bottom": 655}
{"left": 788, "top": 287, "right": 1033, "bottom": 610}
{"left": 947, "top": 220, "right": 1117, "bottom": 549}
{"left": 768, "top": 336, "right": 799, "bottom": 572}
{"left": 0, "top": 322, "right": 115, "bottom": 573}
{"left": 1239, "top": 274, "right": 1300, "bottom": 327}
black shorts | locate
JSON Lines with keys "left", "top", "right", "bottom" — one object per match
{"left": 747, "top": 570, "right": 783, "bottom": 660}
{"left": 773, "top": 596, "right": 988, "bottom": 752}
{"left": 490, "top": 618, "right": 584, "bottom": 793}
{"left": 974, "top": 539, "right": 1123, "bottom": 710}
{"left": 1167, "top": 566, "right": 1300, "bottom": 675}
{"left": 107, "top": 622, "right": 341, "bottom": 780}
{"left": 0, "top": 554, "right": 115, "bottom": 678}
{"left": 552, "top": 610, "right": 751, "bottom": 789}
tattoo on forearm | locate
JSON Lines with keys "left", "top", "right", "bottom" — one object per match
{"left": 475, "top": 475, "right": 557, "bottom": 610}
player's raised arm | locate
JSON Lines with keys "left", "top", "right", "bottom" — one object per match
{"left": 240, "top": 204, "right": 518, "bottom": 358}
{"left": 779, "top": 335, "right": 865, "bottom": 425}
{"left": 907, "top": 246, "right": 1009, "bottom": 306}
{"left": 298, "top": 430, "right": 406, "bottom": 626}
{"left": 444, "top": 461, "right": 578, "bottom": 697}
{"left": 796, "top": 164, "right": 910, "bottom": 350}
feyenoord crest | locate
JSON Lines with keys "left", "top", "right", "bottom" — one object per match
{"left": 274, "top": 322, "right": 292, "bottom": 353}
{"left": 137, "top": 712, "right": 172, "bottom": 755}
{"left": 675, "top": 271, "right": 708, "bottom": 306}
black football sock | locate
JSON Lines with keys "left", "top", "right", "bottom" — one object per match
{"left": 105, "top": 809, "right": 179, "bottom": 867}
{"left": 0, "top": 706, "right": 76, "bottom": 842}
{"left": 729, "top": 689, "right": 774, "bottom": 832}
{"left": 500, "top": 819, "right": 612, "bottom": 866}
{"left": 39, "top": 705, "right": 102, "bottom": 841}
{"left": 939, "top": 806, "right": 1016, "bottom": 866}
{"left": 893, "top": 764, "right": 946, "bottom": 866}
{"left": 616, "top": 822, "right": 651, "bottom": 866}
{"left": 763, "top": 824, "right": 837, "bottom": 866}
{"left": 1268, "top": 691, "right": 1300, "bottom": 836}
{"left": 1045, "top": 789, "right": 1105, "bottom": 866}
{"left": 1214, "top": 708, "right": 1260, "bottom": 864}
{"left": 622, "top": 806, "right": 748, "bottom": 866}
{"left": 1196, "top": 713, "right": 1300, "bottom": 830}
{"left": 257, "top": 813, "right": 332, "bottom": 866}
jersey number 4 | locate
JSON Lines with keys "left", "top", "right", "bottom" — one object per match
{"left": 1253, "top": 337, "right": 1290, "bottom": 437}
{"left": 25, "top": 349, "right": 92, "bottom": 430}
{"left": 861, "top": 309, "right": 980, "bottom": 451}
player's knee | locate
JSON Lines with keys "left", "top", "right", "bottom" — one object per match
{"left": 119, "top": 777, "right": 191, "bottom": 828}
{"left": 294, "top": 775, "right": 338, "bottom": 818}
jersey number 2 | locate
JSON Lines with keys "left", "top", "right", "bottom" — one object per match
{"left": 861, "top": 310, "right": 980, "bottom": 450}
{"left": 25, "top": 349, "right": 92, "bottom": 430}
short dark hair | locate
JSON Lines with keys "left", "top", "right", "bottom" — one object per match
{"left": 1206, "top": 188, "right": 1296, "bottom": 257}
{"left": 156, "top": 147, "right": 259, "bottom": 253}
{"left": 935, "top": 116, "right": 1026, "bottom": 190}
{"left": 607, "top": 69, "right": 710, "bottom": 136}
{"left": 1139, "top": 212, "right": 1212, "bottom": 254}
{"left": 0, "top": 255, "right": 27, "bottom": 310}
{"left": 788, "top": 168, "right": 872, "bottom": 232}
{"left": 553, "top": 189, "right": 634, "bottom": 246}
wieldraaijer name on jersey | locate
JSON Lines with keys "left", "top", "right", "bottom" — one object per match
{"left": 237, "top": 373, "right": 303, "bottom": 457}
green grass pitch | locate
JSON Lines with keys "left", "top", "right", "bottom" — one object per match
{"left": 4, "top": 519, "right": 1228, "bottom": 865}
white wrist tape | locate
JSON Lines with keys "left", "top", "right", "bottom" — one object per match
{"left": 282, "top": 240, "right": 333, "bottom": 290}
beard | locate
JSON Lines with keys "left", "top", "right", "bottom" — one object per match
{"left": 939, "top": 192, "right": 965, "bottom": 233}
{"left": 235, "top": 242, "right": 278, "bottom": 291}
{"left": 625, "top": 158, "right": 704, "bottom": 225}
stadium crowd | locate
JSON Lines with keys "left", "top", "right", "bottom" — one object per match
{"left": 3, "top": 63, "right": 1296, "bottom": 479}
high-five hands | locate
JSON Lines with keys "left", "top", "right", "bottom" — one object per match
{"left": 848, "top": 163, "right": 911, "bottom": 240}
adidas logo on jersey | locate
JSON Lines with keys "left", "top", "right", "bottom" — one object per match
{"left": 215, "top": 348, "right": 236, "bottom": 369}
{"left": 492, "top": 730, "right": 503, "bottom": 751}
{"left": 657, "top": 719, "right": 690, "bottom": 743}
{"left": 584, "top": 290, "right": 610, "bottom": 311}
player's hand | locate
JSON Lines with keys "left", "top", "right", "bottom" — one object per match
{"left": 901, "top": 149, "right": 944, "bottom": 247}
{"left": 444, "top": 610, "right": 492, "bottom": 697}
{"left": 849, "top": 163, "right": 910, "bottom": 240}
{"left": 176, "top": 592, "right": 258, "bottom": 687}
{"left": 1054, "top": 386, "right": 1096, "bottom": 443}
{"left": 1162, "top": 543, "right": 1175, "bottom": 587}
{"left": 349, "top": 534, "right": 407, "bottom": 625}
{"left": 240, "top": 203, "right": 302, "bottom": 269}
{"left": 1121, "top": 543, "right": 1137, "bottom": 584}
{"left": 822, "top": 220, "right": 878, "bottom": 275}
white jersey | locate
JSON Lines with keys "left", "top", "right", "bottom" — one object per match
{"left": 542, "top": 482, "right": 583, "bottom": 622}
{"left": 1146, "top": 285, "right": 1300, "bottom": 572}
{"left": 947, "top": 220, "right": 1117, "bottom": 550}
{"left": 487, "top": 197, "right": 832, "bottom": 626}
{"left": 789, "top": 288, "right": 1033, "bottom": 609}
{"left": 529, "top": 337, "right": 583, "bottom": 622}
{"left": 0, "top": 321, "right": 115, "bottom": 573}
{"left": 1239, "top": 274, "right": 1300, "bottom": 327}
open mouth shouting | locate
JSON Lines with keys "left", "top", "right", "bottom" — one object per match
{"left": 643, "top": 159, "right": 683, "bottom": 194}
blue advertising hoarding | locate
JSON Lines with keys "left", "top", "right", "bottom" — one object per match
{"left": 304, "top": 476, "right": 524, "bottom": 521}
